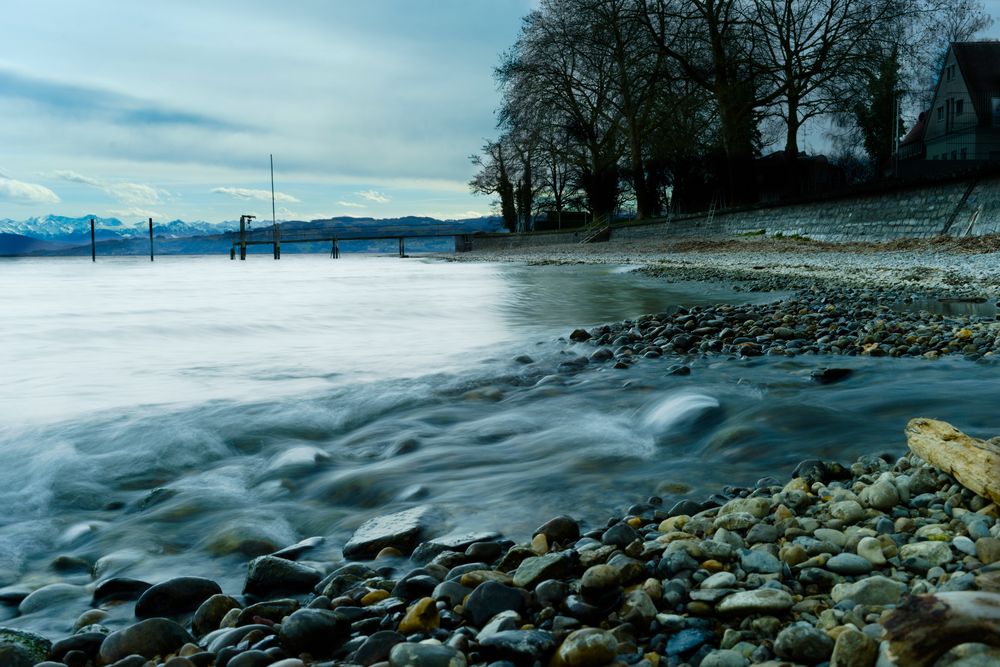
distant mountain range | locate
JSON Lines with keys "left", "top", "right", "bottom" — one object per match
{"left": 0, "top": 214, "right": 503, "bottom": 256}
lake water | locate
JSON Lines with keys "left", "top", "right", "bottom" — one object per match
{"left": 2, "top": 254, "right": 1000, "bottom": 634}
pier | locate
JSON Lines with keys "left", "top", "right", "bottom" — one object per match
{"left": 230, "top": 218, "right": 474, "bottom": 259}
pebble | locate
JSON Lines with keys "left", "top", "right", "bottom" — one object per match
{"left": 899, "top": 541, "right": 953, "bottom": 567}
{"left": 717, "top": 589, "right": 795, "bottom": 614}
{"left": 98, "top": 618, "right": 194, "bottom": 664}
{"left": 134, "top": 576, "right": 222, "bottom": 619}
{"left": 856, "top": 537, "right": 887, "bottom": 565}
{"left": 277, "top": 608, "right": 349, "bottom": 659}
{"left": 825, "top": 553, "right": 874, "bottom": 576}
{"left": 830, "top": 627, "right": 879, "bottom": 667}
{"left": 242, "top": 556, "right": 322, "bottom": 597}
{"left": 831, "top": 576, "right": 906, "bottom": 606}
{"left": 773, "top": 623, "right": 834, "bottom": 664}
{"left": 463, "top": 581, "right": 525, "bottom": 627}
{"left": 343, "top": 505, "right": 440, "bottom": 559}
{"left": 556, "top": 628, "right": 618, "bottom": 667}
{"left": 389, "top": 641, "right": 468, "bottom": 667}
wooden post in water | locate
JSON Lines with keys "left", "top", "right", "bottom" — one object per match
{"left": 230, "top": 247, "right": 235, "bottom": 260}
{"left": 239, "top": 216, "right": 247, "bottom": 260}
{"left": 398, "top": 237, "right": 404, "bottom": 257}
{"left": 148, "top": 218, "right": 154, "bottom": 261}
{"left": 331, "top": 238, "right": 340, "bottom": 259}
{"left": 90, "top": 218, "right": 96, "bottom": 261}
{"left": 273, "top": 223, "right": 281, "bottom": 259}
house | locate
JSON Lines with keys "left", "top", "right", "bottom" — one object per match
{"left": 920, "top": 42, "right": 1000, "bottom": 164}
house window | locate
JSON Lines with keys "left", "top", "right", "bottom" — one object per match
{"left": 947, "top": 64, "right": 955, "bottom": 81}
{"left": 956, "top": 99, "right": 964, "bottom": 115}
{"left": 938, "top": 106, "right": 944, "bottom": 121}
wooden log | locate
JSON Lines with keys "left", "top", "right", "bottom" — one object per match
{"left": 905, "top": 417, "right": 1000, "bottom": 504}
{"left": 884, "top": 592, "right": 1000, "bottom": 666}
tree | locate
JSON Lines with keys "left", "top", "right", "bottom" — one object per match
{"left": 853, "top": 45, "right": 906, "bottom": 175}
{"left": 469, "top": 139, "right": 517, "bottom": 232}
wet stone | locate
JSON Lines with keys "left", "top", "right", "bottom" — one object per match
{"left": 825, "top": 553, "right": 874, "bottom": 576}
{"left": 389, "top": 641, "right": 467, "bottom": 667}
{"left": 92, "top": 578, "right": 152, "bottom": 605}
{"left": 556, "top": 628, "right": 618, "bottom": 667}
{"left": 831, "top": 576, "right": 906, "bottom": 606}
{"left": 344, "top": 505, "right": 440, "bottom": 559}
{"left": 353, "top": 630, "right": 405, "bottom": 666}
{"left": 278, "top": 608, "right": 349, "bottom": 659}
{"left": 0, "top": 628, "right": 52, "bottom": 664}
{"left": 236, "top": 598, "right": 299, "bottom": 626}
{"left": 243, "top": 555, "right": 322, "bottom": 597}
{"left": 464, "top": 581, "right": 526, "bottom": 627}
{"left": 479, "top": 629, "right": 556, "bottom": 665}
{"left": 717, "top": 589, "right": 794, "bottom": 615}
{"left": 512, "top": 552, "right": 571, "bottom": 589}
{"left": 191, "top": 594, "right": 241, "bottom": 638}
{"left": 134, "top": 576, "right": 222, "bottom": 619}
{"left": 98, "top": 618, "right": 195, "bottom": 664}
{"left": 773, "top": 623, "right": 834, "bottom": 664}
{"left": 534, "top": 516, "right": 580, "bottom": 545}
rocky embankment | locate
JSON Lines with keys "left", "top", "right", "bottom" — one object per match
{"left": 2, "top": 441, "right": 999, "bottom": 667}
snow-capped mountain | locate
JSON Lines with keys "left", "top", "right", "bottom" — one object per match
{"left": 0, "top": 215, "right": 224, "bottom": 243}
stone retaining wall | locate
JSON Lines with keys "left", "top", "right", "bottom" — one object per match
{"left": 467, "top": 174, "right": 1000, "bottom": 250}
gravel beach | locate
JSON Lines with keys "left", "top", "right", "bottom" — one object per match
{"left": 4, "top": 236, "right": 1000, "bottom": 667}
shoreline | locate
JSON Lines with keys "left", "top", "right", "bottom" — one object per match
{"left": 3, "top": 241, "right": 1000, "bottom": 666}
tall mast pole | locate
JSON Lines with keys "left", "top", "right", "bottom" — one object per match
{"left": 270, "top": 154, "right": 276, "bottom": 228}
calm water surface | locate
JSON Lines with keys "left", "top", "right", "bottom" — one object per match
{"left": 1, "top": 254, "right": 998, "bottom": 634}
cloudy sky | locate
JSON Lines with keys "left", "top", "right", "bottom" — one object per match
{"left": 1, "top": 1, "right": 998, "bottom": 225}
{"left": 0, "top": 1, "right": 534, "bottom": 224}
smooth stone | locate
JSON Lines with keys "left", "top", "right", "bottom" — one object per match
{"left": 773, "top": 623, "right": 834, "bottom": 663}
{"left": 825, "top": 553, "right": 874, "bottom": 576}
{"left": 134, "top": 576, "right": 222, "bottom": 619}
{"left": 343, "top": 505, "right": 439, "bottom": 559}
{"left": 398, "top": 597, "right": 439, "bottom": 634}
{"left": 601, "top": 523, "right": 639, "bottom": 548}
{"left": 700, "top": 649, "right": 749, "bottom": 667}
{"left": 49, "top": 632, "right": 106, "bottom": 662}
{"left": 713, "top": 512, "right": 758, "bottom": 531}
{"left": 0, "top": 645, "right": 33, "bottom": 667}
{"left": 271, "top": 536, "right": 325, "bottom": 561}
{"left": 620, "top": 589, "right": 656, "bottom": 627}
{"left": 203, "top": 624, "right": 271, "bottom": 654}
{"left": 236, "top": 598, "right": 299, "bottom": 626}
{"left": 432, "top": 580, "right": 472, "bottom": 608}
{"left": 666, "top": 628, "right": 713, "bottom": 657}
{"left": 953, "top": 535, "right": 977, "bottom": 556}
{"left": 976, "top": 537, "right": 1000, "bottom": 564}
{"left": 354, "top": 630, "right": 405, "bottom": 666}
{"left": 389, "top": 642, "right": 467, "bottom": 667}
{"left": 856, "top": 537, "right": 886, "bottom": 566}
{"left": 17, "top": 583, "right": 87, "bottom": 615}
{"left": 0, "top": 627, "right": 52, "bottom": 663}
{"left": 477, "top": 610, "right": 521, "bottom": 640}
{"left": 899, "top": 541, "right": 953, "bottom": 567}
{"left": 99, "top": 618, "right": 194, "bottom": 664}
{"left": 829, "top": 501, "right": 865, "bottom": 523}
{"left": 701, "top": 572, "right": 737, "bottom": 589}
{"left": 512, "top": 552, "right": 571, "bottom": 589}
{"left": 464, "top": 581, "right": 525, "bottom": 627}
{"left": 580, "top": 564, "right": 620, "bottom": 596}
{"left": 534, "top": 516, "right": 580, "bottom": 545}
{"left": 410, "top": 532, "right": 501, "bottom": 564}
{"left": 243, "top": 555, "right": 322, "bottom": 597}
{"left": 92, "top": 578, "right": 152, "bottom": 605}
{"left": 278, "top": 608, "right": 349, "bottom": 658}
{"left": 717, "top": 589, "right": 794, "bottom": 615}
{"left": 190, "top": 594, "right": 242, "bottom": 638}
{"left": 830, "top": 627, "right": 878, "bottom": 667}
{"left": 831, "top": 576, "right": 906, "bottom": 606}
{"left": 860, "top": 480, "right": 899, "bottom": 511}
{"left": 556, "top": 628, "right": 618, "bottom": 667}
{"left": 719, "top": 497, "right": 772, "bottom": 519}
{"left": 478, "top": 630, "right": 556, "bottom": 665}
{"left": 739, "top": 549, "right": 782, "bottom": 575}
{"left": 227, "top": 651, "right": 271, "bottom": 667}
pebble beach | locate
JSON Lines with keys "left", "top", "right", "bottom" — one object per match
{"left": 4, "top": 236, "right": 1000, "bottom": 667}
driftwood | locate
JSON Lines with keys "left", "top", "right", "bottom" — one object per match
{"left": 883, "top": 592, "right": 1000, "bottom": 666}
{"left": 905, "top": 418, "right": 1000, "bottom": 504}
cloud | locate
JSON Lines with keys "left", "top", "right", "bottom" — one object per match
{"left": 212, "top": 187, "right": 300, "bottom": 203}
{"left": 356, "top": 189, "right": 389, "bottom": 203}
{"left": 105, "top": 182, "right": 164, "bottom": 206}
{"left": 52, "top": 169, "right": 102, "bottom": 186}
{"left": 0, "top": 176, "right": 60, "bottom": 205}
{"left": 51, "top": 170, "right": 166, "bottom": 205}
{"left": 336, "top": 200, "right": 366, "bottom": 208}
{"left": 0, "top": 67, "right": 246, "bottom": 132}
{"left": 107, "top": 206, "right": 160, "bottom": 221}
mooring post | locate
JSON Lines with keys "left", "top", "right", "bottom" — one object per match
{"left": 239, "top": 216, "right": 247, "bottom": 260}
{"left": 90, "top": 218, "right": 96, "bottom": 262}
{"left": 148, "top": 217, "right": 154, "bottom": 261}
{"left": 398, "top": 237, "right": 403, "bottom": 257}
{"left": 273, "top": 223, "right": 281, "bottom": 260}
{"left": 230, "top": 247, "right": 235, "bottom": 260}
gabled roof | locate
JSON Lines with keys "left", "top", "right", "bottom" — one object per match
{"left": 900, "top": 111, "right": 927, "bottom": 146}
{"left": 951, "top": 42, "right": 1000, "bottom": 123}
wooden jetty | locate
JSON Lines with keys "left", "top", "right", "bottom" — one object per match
{"left": 230, "top": 218, "right": 474, "bottom": 260}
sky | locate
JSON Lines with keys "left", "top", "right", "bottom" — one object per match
{"left": 0, "top": 1, "right": 534, "bottom": 224}
{"left": 1, "top": 1, "right": 998, "bottom": 225}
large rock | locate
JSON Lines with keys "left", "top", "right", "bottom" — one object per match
{"left": 0, "top": 627, "right": 52, "bottom": 664}
{"left": 49, "top": 632, "right": 106, "bottom": 663}
{"left": 343, "top": 506, "right": 439, "bottom": 559}
{"left": 556, "top": 628, "right": 618, "bottom": 667}
{"left": 534, "top": 516, "right": 580, "bottom": 545}
{"left": 773, "top": 623, "right": 834, "bottom": 663}
{"left": 464, "top": 581, "right": 526, "bottom": 627}
{"left": 278, "top": 608, "right": 350, "bottom": 658}
{"left": 92, "top": 578, "right": 152, "bottom": 605}
{"left": 0, "top": 645, "right": 33, "bottom": 667}
{"left": 191, "top": 594, "right": 241, "bottom": 637}
{"left": 831, "top": 576, "right": 906, "bottom": 606}
{"left": 389, "top": 642, "right": 467, "bottom": 667}
{"left": 98, "top": 618, "right": 194, "bottom": 664}
{"left": 717, "top": 589, "right": 795, "bottom": 615}
{"left": 134, "top": 576, "right": 221, "bottom": 619}
{"left": 243, "top": 555, "right": 322, "bottom": 597}
{"left": 410, "top": 531, "right": 500, "bottom": 564}
{"left": 512, "top": 552, "right": 572, "bottom": 589}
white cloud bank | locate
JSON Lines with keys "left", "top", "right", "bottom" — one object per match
{"left": 52, "top": 170, "right": 167, "bottom": 206}
{"left": 336, "top": 200, "right": 365, "bottom": 208}
{"left": 212, "top": 187, "right": 300, "bottom": 203}
{"left": 0, "top": 176, "right": 60, "bottom": 205}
